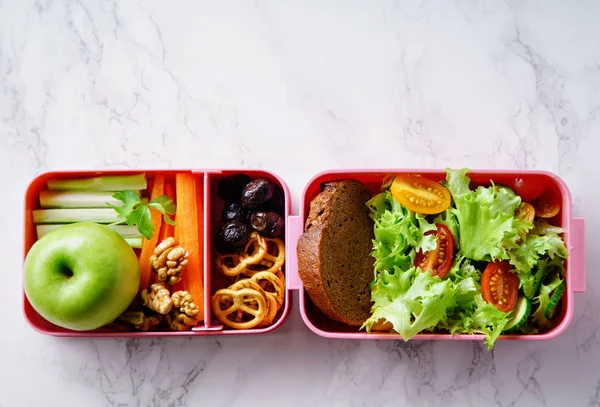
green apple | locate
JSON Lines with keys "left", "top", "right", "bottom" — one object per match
{"left": 23, "top": 222, "right": 141, "bottom": 331}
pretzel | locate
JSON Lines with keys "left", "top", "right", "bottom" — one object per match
{"left": 225, "top": 297, "right": 266, "bottom": 323}
{"left": 227, "top": 279, "right": 266, "bottom": 320}
{"left": 231, "top": 268, "right": 284, "bottom": 285}
{"left": 275, "top": 270, "right": 285, "bottom": 285}
{"left": 229, "top": 278, "right": 264, "bottom": 293}
{"left": 212, "top": 288, "right": 268, "bottom": 329}
{"left": 216, "top": 232, "right": 267, "bottom": 277}
{"left": 242, "top": 232, "right": 268, "bottom": 262}
{"left": 215, "top": 253, "right": 245, "bottom": 277}
{"left": 242, "top": 237, "right": 285, "bottom": 277}
{"left": 258, "top": 292, "right": 279, "bottom": 328}
{"left": 251, "top": 271, "right": 285, "bottom": 307}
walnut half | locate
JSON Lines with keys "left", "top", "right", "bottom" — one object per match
{"left": 149, "top": 237, "right": 189, "bottom": 285}
{"left": 141, "top": 283, "right": 173, "bottom": 314}
{"left": 167, "top": 291, "right": 201, "bottom": 331}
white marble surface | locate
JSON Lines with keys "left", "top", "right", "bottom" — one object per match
{"left": 1, "top": 0, "right": 599, "bottom": 405}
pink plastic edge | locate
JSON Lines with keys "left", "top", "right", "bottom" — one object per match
{"left": 21, "top": 168, "right": 293, "bottom": 338}
{"left": 284, "top": 216, "right": 304, "bottom": 291}
{"left": 294, "top": 168, "right": 581, "bottom": 343}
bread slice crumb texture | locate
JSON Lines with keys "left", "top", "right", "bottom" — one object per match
{"left": 297, "top": 180, "right": 375, "bottom": 326}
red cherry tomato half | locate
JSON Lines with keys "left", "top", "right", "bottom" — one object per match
{"left": 414, "top": 224, "right": 454, "bottom": 279}
{"left": 481, "top": 261, "right": 519, "bottom": 313}
{"left": 507, "top": 175, "right": 547, "bottom": 202}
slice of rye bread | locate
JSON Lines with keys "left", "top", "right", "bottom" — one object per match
{"left": 297, "top": 179, "right": 375, "bottom": 326}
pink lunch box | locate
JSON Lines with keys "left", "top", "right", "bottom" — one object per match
{"left": 22, "top": 168, "right": 586, "bottom": 343}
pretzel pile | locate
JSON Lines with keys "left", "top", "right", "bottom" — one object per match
{"left": 215, "top": 232, "right": 285, "bottom": 277}
{"left": 212, "top": 232, "right": 286, "bottom": 329}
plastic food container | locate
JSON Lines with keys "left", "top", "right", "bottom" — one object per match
{"left": 22, "top": 168, "right": 586, "bottom": 343}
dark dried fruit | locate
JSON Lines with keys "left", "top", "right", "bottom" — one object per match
{"left": 262, "top": 184, "right": 285, "bottom": 213}
{"left": 222, "top": 202, "right": 251, "bottom": 224}
{"left": 241, "top": 178, "right": 274, "bottom": 209}
{"left": 217, "top": 174, "right": 252, "bottom": 202}
{"left": 250, "top": 211, "right": 285, "bottom": 238}
{"left": 216, "top": 221, "right": 250, "bottom": 253}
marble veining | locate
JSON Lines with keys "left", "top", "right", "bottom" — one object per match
{"left": 1, "top": 0, "right": 599, "bottom": 406}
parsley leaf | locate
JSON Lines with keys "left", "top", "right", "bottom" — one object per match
{"left": 147, "top": 196, "right": 177, "bottom": 226}
{"left": 125, "top": 205, "right": 152, "bottom": 236}
{"left": 111, "top": 191, "right": 141, "bottom": 218}
{"left": 109, "top": 190, "right": 176, "bottom": 239}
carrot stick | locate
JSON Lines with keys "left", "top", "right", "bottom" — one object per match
{"left": 162, "top": 182, "right": 176, "bottom": 239}
{"left": 138, "top": 174, "right": 165, "bottom": 292}
{"left": 163, "top": 181, "right": 183, "bottom": 290}
{"left": 174, "top": 172, "right": 204, "bottom": 321}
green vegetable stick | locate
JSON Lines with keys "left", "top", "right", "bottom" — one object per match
{"left": 124, "top": 237, "right": 143, "bottom": 249}
{"left": 33, "top": 208, "right": 122, "bottom": 224}
{"left": 46, "top": 174, "right": 147, "bottom": 191}
{"left": 39, "top": 190, "right": 143, "bottom": 208}
{"left": 36, "top": 224, "right": 142, "bottom": 239}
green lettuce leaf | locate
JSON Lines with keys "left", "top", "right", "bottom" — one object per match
{"left": 471, "top": 295, "right": 511, "bottom": 349}
{"left": 446, "top": 256, "right": 480, "bottom": 304}
{"left": 508, "top": 232, "right": 568, "bottom": 289}
{"left": 436, "top": 257, "right": 510, "bottom": 349}
{"left": 445, "top": 168, "right": 533, "bottom": 261}
{"left": 531, "top": 219, "right": 565, "bottom": 236}
{"left": 364, "top": 255, "right": 510, "bottom": 348}
{"left": 367, "top": 191, "right": 437, "bottom": 275}
{"left": 362, "top": 267, "right": 456, "bottom": 340}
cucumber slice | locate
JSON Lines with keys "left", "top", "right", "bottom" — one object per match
{"left": 523, "top": 266, "right": 548, "bottom": 299}
{"left": 503, "top": 296, "right": 531, "bottom": 333}
{"left": 544, "top": 281, "right": 566, "bottom": 319}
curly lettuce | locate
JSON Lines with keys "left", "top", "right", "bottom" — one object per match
{"left": 362, "top": 266, "right": 456, "bottom": 340}
{"left": 362, "top": 256, "right": 510, "bottom": 349}
{"left": 366, "top": 191, "right": 437, "bottom": 276}
{"left": 361, "top": 168, "right": 568, "bottom": 350}
{"left": 445, "top": 168, "right": 533, "bottom": 261}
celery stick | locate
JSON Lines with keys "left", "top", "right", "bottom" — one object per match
{"left": 46, "top": 174, "right": 147, "bottom": 191}
{"left": 125, "top": 237, "right": 143, "bottom": 249}
{"left": 36, "top": 224, "right": 142, "bottom": 239}
{"left": 39, "top": 190, "right": 142, "bottom": 208}
{"left": 33, "top": 208, "right": 122, "bottom": 224}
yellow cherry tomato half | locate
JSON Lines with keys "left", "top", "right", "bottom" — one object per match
{"left": 390, "top": 174, "right": 451, "bottom": 215}
{"left": 370, "top": 318, "right": 394, "bottom": 332}
{"left": 516, "top": 202, "right": 536, "bottom": 223}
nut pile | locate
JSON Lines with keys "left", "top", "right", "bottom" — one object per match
{"left": 212, "top": 174, "right": 287, "bottom": 330}
{"left": 116, "top": 237, "right": 201, "bottom": 332}
{"left": 149, "top": 237, "right": 188, "bottom": 285}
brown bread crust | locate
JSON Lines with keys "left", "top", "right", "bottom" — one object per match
{"left": 297, "top": 180, "right": 374, "bottom": 326}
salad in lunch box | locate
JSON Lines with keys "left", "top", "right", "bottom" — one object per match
{"left": 361, "top": 168, "right": 568, "bottom": 349}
